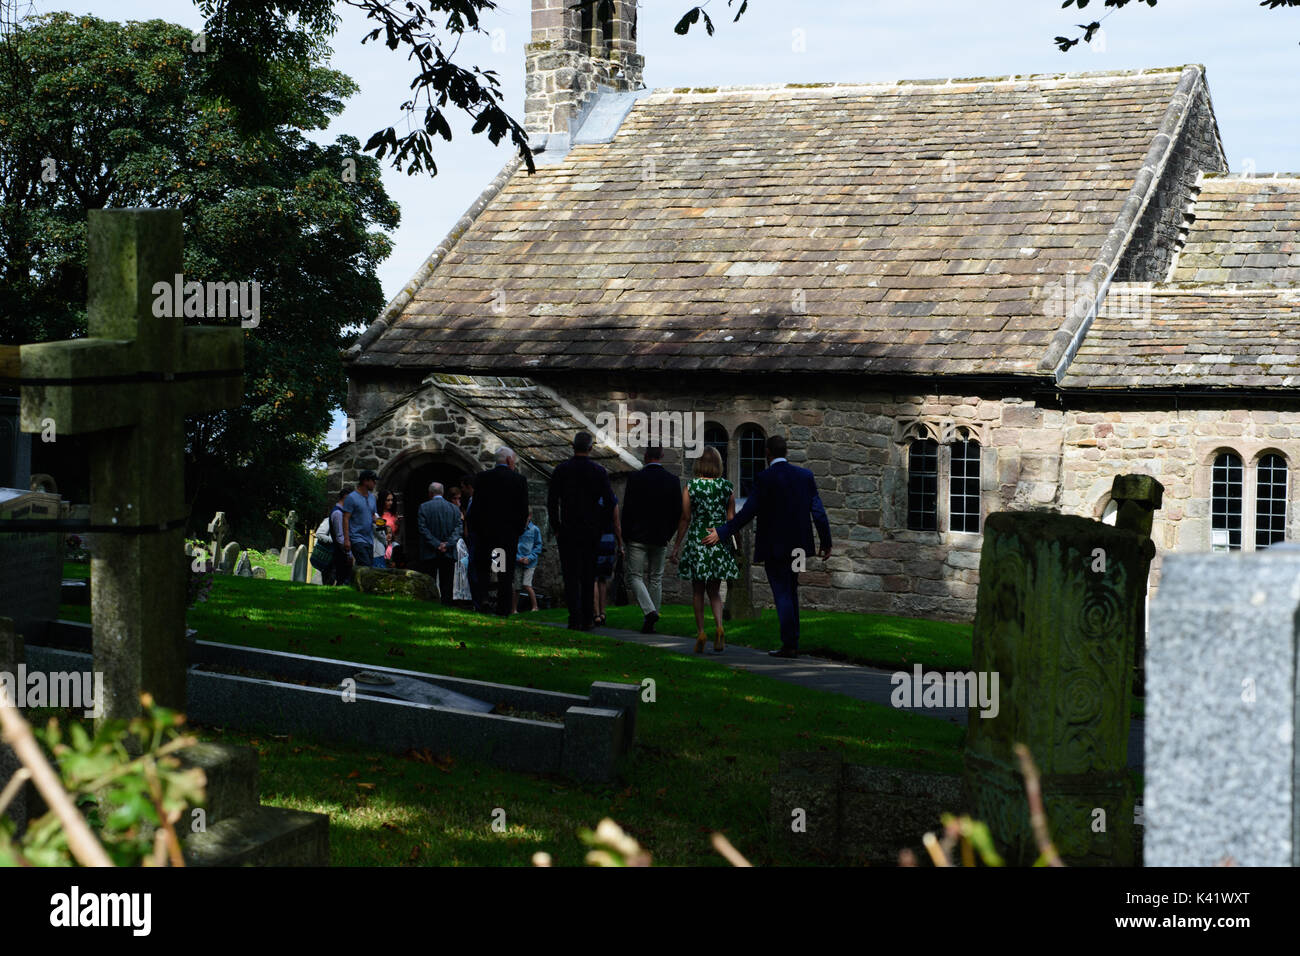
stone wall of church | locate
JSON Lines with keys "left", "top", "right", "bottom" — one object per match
{"left": 546, "top": 376, "right": 1069, "bottom": 622}
{"left": 1060, "top": 403, "right": 1300, "bottom": 594}
{"left": 338, "top": 376, "right": 1300, "bottom": 622}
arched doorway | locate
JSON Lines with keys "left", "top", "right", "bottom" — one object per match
{"left": 379, "top": 447, "right": 479, "bottom": 563}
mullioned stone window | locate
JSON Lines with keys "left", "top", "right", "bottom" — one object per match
{"left": 901, "top": 421, "right": 987, "bottom": 535}
{"left": 1208, "top": 447, "right": 1290, "bottom": 552}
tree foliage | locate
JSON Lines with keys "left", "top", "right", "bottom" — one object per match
{"left": 0, "top": 13, "right": 397, "bottom": 541}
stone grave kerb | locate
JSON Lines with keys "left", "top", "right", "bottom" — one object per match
{"left": 18, "top": 209, "right": 242, "bottom": 721}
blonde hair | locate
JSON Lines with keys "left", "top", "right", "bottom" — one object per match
{"left": 694, "top": 446, "right": 723, "bottom": 480}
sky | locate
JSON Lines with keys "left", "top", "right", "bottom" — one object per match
{"left": 47, "top": 0, "right": 1300, "bottom": 447}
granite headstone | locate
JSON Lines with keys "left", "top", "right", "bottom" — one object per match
{"left": 218, "top": 541, "right": 241, "bottom": 574}
{"left": 1145, "top": 549, "right": 1300, "bottom": 867}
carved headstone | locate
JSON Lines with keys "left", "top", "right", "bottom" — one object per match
{"left": 252, "top": 566, "right": 268, "bottom": 580}
{"left": 234, "top": 551, "right": 253, "bottom": 577}
{"left": 291, "top": 545, "right": 308, "bottom": 583}
{"left": 1146, "top": 550, "right": 1300, "bottom": 866}
{"left": 963, "top": 475, "right": 1161, "bottom": 866}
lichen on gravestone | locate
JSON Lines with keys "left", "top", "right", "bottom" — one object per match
{"left": 962, "top": 479, "right": 1161, "bottom": 866}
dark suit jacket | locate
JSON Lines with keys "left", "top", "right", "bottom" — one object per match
{"left": 467, "top": 464, "right": 529, "bottom": 548}
{"left": 621, "top": 463, "right": 682, "bottom": 547}
{"left": 716, "top": 460, "right": 831, "bottom": 566}
{"left": 417, "top": 496, "right": 462, "bottom": 561}
{"left": 547, "top": 455, "right": 615, "bottom": 541}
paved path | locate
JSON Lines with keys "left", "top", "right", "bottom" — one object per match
{"left": 547, "top": 621, "right": 1145, "bottom": 768}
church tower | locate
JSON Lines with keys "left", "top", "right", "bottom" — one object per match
{"left": 525, "top": 0, "right": 644, "bottom": 142}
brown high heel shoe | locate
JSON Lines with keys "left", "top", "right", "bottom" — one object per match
{"left": 714, "top": 627, "right": 725, "bottom": 653}
{"left": 694, "top": 630, "right": 707, "bottom": 654}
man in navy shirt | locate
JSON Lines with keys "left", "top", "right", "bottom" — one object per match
{"left": 707, "top": 436, "right": 831, "bottom": 658}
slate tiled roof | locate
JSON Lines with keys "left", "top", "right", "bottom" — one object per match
{"left": 1169, "top": 174, "right": 1300, "bottom": 284}
{"left": 327, "top": 374, "right": 635, "bottom": 475}
{"left": 429, "top": 374, "right": 634, "bottom": 474}
{"left": 350, "top": 67, "right": 1201, "bottom": 377}
{"left": 1060, "top": 287, "right": 1300, "bottom": 389}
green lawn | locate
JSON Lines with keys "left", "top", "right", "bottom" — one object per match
{"left": 244, "top": 547, "right": 293, "bottom": 581}
{"left": 532, "top": 603, "right": 974, "bottom": 671}
{"left": 189, "top": 576, "right": 962, "bottom": 865}
{"left": 54, "top": 565, "right": 969, "bottom": 865}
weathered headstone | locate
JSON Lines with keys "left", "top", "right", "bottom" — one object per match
{"left": 0, "top": 396, "right": 32, "bottom": 490}
{"left": 207, "top": 512, "right": 229, "bottom": 569}
{"left": 252, "top": 566, "right": 267, "bottom": 580}
{"left": 963, "top": 474, "right": 1161, "bottom": 866}
{"left": 17, "top": 209, "right": 242, "bottom": 720}
{"left": 1146, "top": 550, "right": 1300, "bottom": 866}
{"left": 234, "top": 551, "right": 253, "bottom": 577}
{"left": 724, "top": 527, "right": 760, "bottom": 621}
{"left": 291, "top": 545, "right": 308, "bottom": 583}
{"left": 0, "top": 615, "right": 32, "bottom": 832}
{"left": 219, "top": 541, "right": 241, "bottom": 574}
{"left": 280, "top": 510, "right": 298, "bottom": 564}
{"left": 0, "top": 488, "right": 62, "bottom": 640}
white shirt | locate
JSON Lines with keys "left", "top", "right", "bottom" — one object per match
{"left": 770, "top": 457, "right": 788, "bottom": 465}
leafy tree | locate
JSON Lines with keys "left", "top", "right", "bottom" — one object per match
{"left": 0, "top": 13, "right": 397, "bottom": 541}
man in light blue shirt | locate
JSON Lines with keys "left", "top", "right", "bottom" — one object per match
{"left": 342, "top": 469, "right": 379, "bottom": 569}
{"left": 515, "top": 510, "right": 543, "bottom": 613}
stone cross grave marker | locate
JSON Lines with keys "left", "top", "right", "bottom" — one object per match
{"left": 206, "top": 511, "right": 229, "bottom": 570}
{"left": 18, "top": 209, "right": 242, "bottom": 721}
{"left": 1146, "top": 549, "right": 1300, "bottom": 866}
{"left": 963, "top": 474, "right": 1162, "bottom": 866}
{"left": 280, "top": 510, "right": 298, "bottom": 564}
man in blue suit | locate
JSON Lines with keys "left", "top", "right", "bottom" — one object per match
{"left": 705, "top": 435, "right": 831, "bottom": 658}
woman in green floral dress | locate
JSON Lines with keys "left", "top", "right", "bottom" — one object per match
{"left": 670, "top": 446, "right": 738, "bottom": 653}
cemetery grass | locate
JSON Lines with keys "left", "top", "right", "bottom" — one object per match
{"left": 535, "top": 604, "right": 974, "bottom": 671}
{"left": 180, "top": 576, "right": 963, "bottom": 866}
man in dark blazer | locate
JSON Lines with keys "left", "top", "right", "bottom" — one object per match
{"left": 467, "top": 447, "right": 530, "bottom": 615}
{"left": 707, "top": 435, "right": 831, "bottom": 657}
{"left": 620, "top": 446, "right": 682, "bottom": 633}
{"left": 417, "top": 481, "right": 462, "bottom": 605}
{"left": 547, "top": 431, "right": 616, "bottom": 630}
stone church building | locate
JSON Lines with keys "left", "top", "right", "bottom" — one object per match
{"left": 329, "top": 0, "right": 1300, "bottom": 621}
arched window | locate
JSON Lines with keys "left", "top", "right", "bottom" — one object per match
{"left": 1211, "top": 452, "right": 1243, "bottom": 551}
{"left": 907, "top": 439, "right": 938, "bottom": 531}
{"left": 1101, "top": 499, "right": 1118, "bottom": 526}
{"left": 738, "top": 425, "right": 766, "bottom": 498}
{"left": 700, "top": 424, "right": 728, "bottom": 479}
{"left": 1255, "top": 453, "right": 1288, "bottom": 550}
{"left": 949, "top": 439, "right": 981, "bottom": 534}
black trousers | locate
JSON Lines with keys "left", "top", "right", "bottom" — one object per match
{"left": 331, "top": 543, "right": 352, "bottom": 586}
{"left": 419, "top": 554, "right": 456, "bottom": 605}
{"left": 558, "top": 533, "right": 599, "bottom": 626}
{"left": 471, "top": 538, "right": 515, "bottom": 615}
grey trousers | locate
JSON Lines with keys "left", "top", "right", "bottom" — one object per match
{"left": 625, "top": 541, "right": 667, "bottom": 615}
